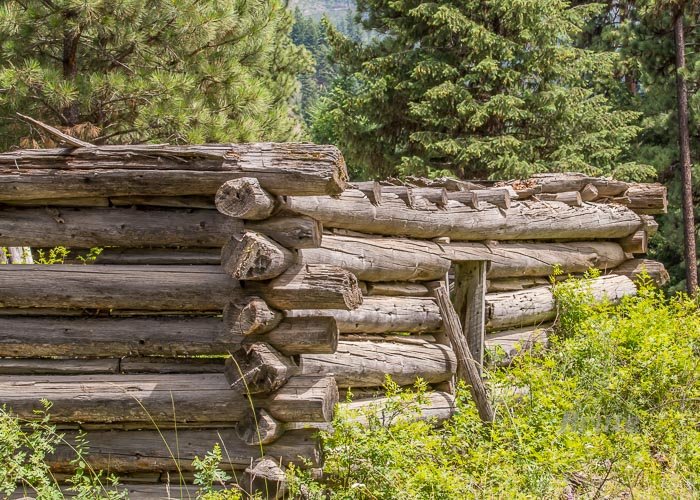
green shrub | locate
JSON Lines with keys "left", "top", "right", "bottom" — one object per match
{"left": 292, "top": 277, "right": 700, "bottom": 498}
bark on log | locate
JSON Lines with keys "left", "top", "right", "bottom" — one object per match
{"left": 618, "top": 230, "right": 648, "bottom": 255}
{"left": 0, "top": 374, "right": 337, "bottom": 424}
{"left": 284, "top": 190, "right": 642, "bottom": 241}
{"left": 434, "top": 286, "right": 494, "bottom": 423}
{"left": 246, "top": 215, "right": 322, "bottom": 249}
{"left": 224, "top": 297, "right": 283, "bottom": 336}
{"left": 46, "top": 429, "right": 320, "bottom": 473}
{"left": 0, "top": 265, "right": 237, "bottom": 310}
{"left": 215, "top": 177, "right": 277, "bottom": 220}
{"left": 618, "top": 183, "right": 668, "bottom": 214}
{"left": 225, "top": 343, "right": 298, "bottom": 393}
{"left": 610, "top": 259, "right": 670, "bottom": 287}
{"left": 0, "top": 207, "right": 242, "bottom": 248}
{"left": 300, "top": 235, "right": 451, "bottom": 282}
{"left": 93, "top": 248, "right": 221, "bottom": 265}
{"left": 486, "top": 274, "right": 637, "bottom": 331}
{"left": 340, "top": 391, "right": 456, "bottom": 426}
{"left": 447, "top": 241, "right": 627, "bottom": 278}
{"left": 0, "top": 315, "right": 337, "bottom": 358}
{"left": 366, "top": 282, "right": 430, "bottom": 297}
{"left": 300, "top": 339, "right": 456, "bottom": 387}
{"left": 0, "top": 143, "right": 348, "bottom": 199}
{"left": 537, "top": 191, "right": 582, "bottom": 207}
{"left": 245, "top": 264, "right": 363, "bottom": 311}
{"left": 485, "top": 324, "right": 551, "bottom": 367}
{"left": 221, "top": 231, "right": 294, "bottom": 281}
{"left": 287, "top": 296, "right": 441, "bottom": 333}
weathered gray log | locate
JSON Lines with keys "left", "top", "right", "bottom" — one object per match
{"left": 93, "top": 248, "right": 221, "bottom": 265}
{"left": 611, "top": 259, "right": 670, "bottom": 287}
{"left": 434, "top": 286, "right": 494, "bottom": 423}
{"left": 287, "top": 296, "right": 441, "bottom": 333}
{"left": 366, "top": 282, "right": 430, "bottom": 297}
{"left": 224, "top": 297, "right": 283, "bottom": 336}
{"left": 341, "top": 391, "right": 456, "bottom": 426}
{"left": 242, "top": 456, "right": 289, "bottom": 499}
{"left": 528, "top": 173, "right": 628, "bottom": 196}
{"left": 0, "top": 207, "right": 242, "bottom": 248}
{"left": 236, "top": 410, "right": 285, "bottom": 446}
{"left": 640, "top": 214, "right": 659, "bottom": 237}
{"left": 618, "top": 230, "right": 648, "bottom": 255}
{"left": 120, "top": 357, "right": 226, "bottom": 374}
{"left": 485, "top": 324, "right": 551, "bottom": 366}
{"left": 246, "top": 215, "right": 322, "bottom": 249}
{"left": 0, "top": 315, "right": 337, "bottom": 358}
{"left": 617, "top": 183, "right": 668, "bottom": 214}
{"left": 486, "top": 274, "right": 637, "bottom": 331}
{"left": 537, "top": 191, "right": 582, "bottom": 207}
{"left": 245, "top": 264, "right": 363, "bottom": 310}
{"left": 0, "top": 143, "right": 348, "bottom": 200}
{"left": 453, "top": 261, "right": 487, "bottom": 372}
{"left": 487, "top": 277, "right": 550, "bottom": 292}
{"left": 447, "top": 241, "right": 627, "bottom": 279}
{"left": 380, "top": 185, "right": 414, "bottom": 207}
{"left": 285, "top": 190, "right": 642, "bottom": 241}
{"left": 0, "top": 358, "right": 119, "bottom": 374}
{"left": 46, "top": 429, "right": 320, "bottom": 473}
{"left": 221, "top": 231, "right": 294, "bottom": 281}
{"left": 109, "top": 195, "right": 217, "bottom": 208}
{"left": 300, "top": 339, "right": 456, "bottom": 387}
{"left": 300, "top": 235, "right": 451, "bottom": 282}
{"left": 471, "top": 189, "right": 512, "bottom": 209}
{"left": 444, "top": 190, "right": 480, "bottom": 208}
{"left": 225, "top": 343, "right": 298, "bottom": 393}
{"left": 579, "top": 183, "right": 599, "bottom": 202}
{"left": 0, "top": 374, "right": 337, "bottom": 423}
{"left": 411, "top": 187, "right": 449, "bottom": 207}
{"left": 215, "top": 177, "right": 277, "bottom": 220}
{"left": 0, "top": 265, "right": 237, "bottom": 310}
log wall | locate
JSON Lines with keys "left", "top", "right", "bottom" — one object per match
{"left": 0, "top": 142, "right": 666, "bottom": 491}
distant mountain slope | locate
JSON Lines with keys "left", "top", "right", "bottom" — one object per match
{"left": 288, "top": 0, "right": 354, "bottom": 23}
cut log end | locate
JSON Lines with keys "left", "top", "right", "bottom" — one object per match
{"left": 215, "top": 177, "right": 277, "bottom": 220}
{"left": 236, "top": 409, "right": 285, "bottom": 445}
{"left": 225, "top": 343, "right": 298, "bottom": 394}
{"left": 224, "top": 297, "right": 283, "bottom": 336}
{"left": 242, "top": 457, "right": 289, "bottom": 499}
{"left": 221, "top": 231, "right": 294, "bottom": 281}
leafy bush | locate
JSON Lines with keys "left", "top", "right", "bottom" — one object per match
{"left": 292, "top": 277, "right": 700, "bottom": 498}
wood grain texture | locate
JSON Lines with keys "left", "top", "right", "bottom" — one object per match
{"left": 221, "top": 231, "right": 294, "bottom": 281}
{"left": 285, "top": 190, "right": 642, "bottom": 241}
{"left": 0, "top": 143, "right": 348, "bottom": 199}
{"left": 300, "top": 339, "right": 456, "bottom": 387}
{"left": 0, "top": 265, "right": 238, "bottom": 310}
{"left": 215, "top": 177, "right": 276, "bottom": 219}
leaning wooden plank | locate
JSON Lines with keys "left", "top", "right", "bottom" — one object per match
{"left": 0, "top": 207, "right": 242, "bottom": 248}
{"left": 0, "top": 358, "right": 119, "bottom": 374}
{"left": 300, "top": 339, "right": 456, "bottom": 387}
{"left": 284, "top": 190, "right": 642, "bottom": 241}
{"left": 300, "top": 235, "right": 451, "bottom": 282}
{"left": 486, "top": 274, "right": 637, "bottom": 331}
{"left": 45, "top": 428, "right": 321, "bottom": 473}
{"left": 0, "top": 265, "right": 237, "bottom": 310}
{"left": 610, "top": 259, "right": 670, "bottom": 287}
{"left": 434, "top": 286, "right": 494, "bottom": 423}
{"left": 245, "top": 264, "right": 363, "bottom": 310}
{"left": 452, "top": 261, "right": 487, "bottom": 373}
{"left": 0, "top": 143, "right": 348, "bottom": 199}
{"left": 0, "top": 315, "right": 337, "bottom": 357}
{"left": 287, "top": 296, "right": 442, "bottom": 334}
{"left": 446, "top": 241, "right": 627, "bottom": 279}
{"left": 340, "top": 391, "right": 456, "bottom": 426}
{"left": 0, "top": 374, "right": 337, "bottom": 424}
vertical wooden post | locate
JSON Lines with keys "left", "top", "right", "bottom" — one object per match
{"left": 452, "top": 261, "right": 487, "bottom": 374}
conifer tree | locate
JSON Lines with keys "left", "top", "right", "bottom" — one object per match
{"left": 318, "top": 0, "right": 653, "bottom": 180}
{"left": 0, "top": 0, "right": 311, "bottom": 149}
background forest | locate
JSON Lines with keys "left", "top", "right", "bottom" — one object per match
{"left": 0, "top": 0, "right": 698, "bottom": 287}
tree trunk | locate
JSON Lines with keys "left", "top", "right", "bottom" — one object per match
{"left": 0, "top": 143, "right": 348, "bottom": 200}
{"left": 300, "top": 339, "right": 456, "bottom": 387}
{"left": 674, "top": 9, "right": 698, "bottom": 294}
{"left": 285, "top": 190, "right": 642, "bottom": 241}
{"left": 287, "top": 296, "right": 442, "bottom": 334}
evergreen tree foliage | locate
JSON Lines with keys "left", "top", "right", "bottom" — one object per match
{"left": 0, "top": 0, "right": 311, "bottom": 149}
{"left": 318, "top": 0, "right": 653, "bottom": 180}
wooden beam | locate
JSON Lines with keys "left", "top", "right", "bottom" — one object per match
{"left": 453, "top": 261, "right": 487, "bottom": 374}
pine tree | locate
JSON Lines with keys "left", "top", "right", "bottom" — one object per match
{"left": 0, "top": 0, "right": 311, "bottom": 149}
{"left": 318, "top": 0, "right": 653, "bottom": 180}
